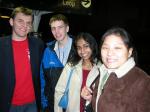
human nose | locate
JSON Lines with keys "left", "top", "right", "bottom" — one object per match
{"left": 55, "top": 28, "right": 60, "bottom": 33}
{"left": 81, "top": 47, "right": 85, "bottom": 53}
{"left": 107, "top": 48, "right": 114, "bottom": 56}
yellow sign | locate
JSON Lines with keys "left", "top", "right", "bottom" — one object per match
{"left": 81, "top": 0, "right": 91, "bottom": 8}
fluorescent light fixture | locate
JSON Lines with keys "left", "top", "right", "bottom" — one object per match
{"left": 0, "top": 15, "right": 10, "bottom": 18}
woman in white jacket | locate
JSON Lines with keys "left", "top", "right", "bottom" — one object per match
{"left": 55, "top": 32, "right": 101, "bottom": 112}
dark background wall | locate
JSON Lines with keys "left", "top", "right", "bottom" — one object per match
{"left": 0, "top": 0, "right": 150, "bottom": 74}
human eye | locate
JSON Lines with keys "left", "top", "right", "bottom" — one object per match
{"left": 59, "top": 25, "right": 64, "bottom": 28}
{"left": 58, "top": 25, "right": 65, "bottom": 30}
{"left": 51, "top": 27, "right": 55, "bottom": 31}
{"left": 76, "top": 46, "right": 81, "bottom": 51}
{"left": 101, "top": 46, "right": 108, "bottom": 50}
{"left": 114, "top": 46, "right": 122, "bottom": 50}
{"left": 17, "top": 19, "right": 23, "bottom": 24}
{"left": 84, "top": 44, "right": 90, "bottom": 48}
{"left": 26, "top": 22, "right": 32, "bottom": 28}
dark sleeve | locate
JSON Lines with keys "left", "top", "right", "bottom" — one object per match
{"left": 137, "top": 77, "right": 150, "bottom": 112}
{"left": 91, "top": 76, "right": 100, "bottom": 112}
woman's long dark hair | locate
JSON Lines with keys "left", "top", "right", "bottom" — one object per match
{"left": 69, "top": 32, "right": 99, "bottom": 66}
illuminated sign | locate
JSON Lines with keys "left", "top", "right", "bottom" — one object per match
{"left": 81, "top": 0, "right": 91, "bottom": 8}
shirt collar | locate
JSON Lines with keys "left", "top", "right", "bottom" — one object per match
{"left": 101, "top": 57, "right": 135, "bottom": 78}
{"left": 54, "top": 36, "right": 72, "bottom": 51}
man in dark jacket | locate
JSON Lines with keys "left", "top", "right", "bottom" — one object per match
{"left": 0, "top": 6, "right": 44, "bottom": 112}
{"left": 40, "top": 14, "right": 75, "bottom": 112}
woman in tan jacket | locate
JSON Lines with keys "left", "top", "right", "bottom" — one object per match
{"left": 54, "top": 32, "right": 101, "bottom": 112}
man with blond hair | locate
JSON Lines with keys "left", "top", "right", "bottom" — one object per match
{"left": 0, "top": 6, "right": 44, "bottom": 112}
{"left": 40, "top": 14, "right": 75, "bottom": 112}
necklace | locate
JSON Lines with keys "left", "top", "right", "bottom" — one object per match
{"left": 82, "top": 62, "right": 93, "bottom": 70}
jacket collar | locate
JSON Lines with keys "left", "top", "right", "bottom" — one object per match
{"left": 101, "top": 57, "right": 135, "bottom": 78}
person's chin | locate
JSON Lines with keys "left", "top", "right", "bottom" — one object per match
{"left": 106, "top": 64, "right": 118, "bottom": 69}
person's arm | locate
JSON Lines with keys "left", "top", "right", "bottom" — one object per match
{"left": 137, "top": 75, "right": 150, "bottom": 112}
{"left": 40, "top": 49, "right": 48, "bottom": 111}
{"left": 54, "top": 64, "right": 71, "bottom": 112}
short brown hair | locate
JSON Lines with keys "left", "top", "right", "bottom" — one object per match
{"left": 49, "top": 14, "right": 69, "bottom": 26}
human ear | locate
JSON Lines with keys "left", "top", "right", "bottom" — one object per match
{"left": 9, "top": 18, "right": 13, "bottom": 26}
{"left": 128, "top": 48, "right": 133, "bottom": 58}
{"left": 66, "top": 25, "right": 69, "bottom": 33}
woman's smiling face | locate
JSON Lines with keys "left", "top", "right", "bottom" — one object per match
{"left": 101, "top": 34, "right": 133, "bottom": 69}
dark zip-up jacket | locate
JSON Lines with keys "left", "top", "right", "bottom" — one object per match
{"left": 0, "top": 35, "right": 44, "bottom": 112}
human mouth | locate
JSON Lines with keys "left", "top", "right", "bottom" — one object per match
{"left": 107, "top": 58, "right": 116, "bottom": 63}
